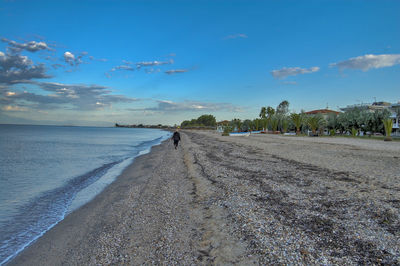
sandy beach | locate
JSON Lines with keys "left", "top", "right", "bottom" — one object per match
{"left": 9, "top": 131, "right": 400, "bottom": 265}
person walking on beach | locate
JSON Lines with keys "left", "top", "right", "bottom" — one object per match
{"left": 172, "top": 130, "right": 181, "bottom": 149}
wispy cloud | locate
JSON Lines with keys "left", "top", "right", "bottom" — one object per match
{"left": 88, "top": 56, "right": 107, "bottom": 62}
{"left": 145, "top": 68, "right": 160, "bottom": 74}
{"left": 107, "top": 58, "right": 175, "bottom": 77}
{"left": 111, "top": 65, "right": 135, "bottom": 72}
{"left": 1, "top": 81, "right": 138, "bottom": 111}
{"left": 165, "top": 69, "right": 188, "bottom": 75}
{"left": 271, "top": 66, "right": 320, "bottom": 79}
{"left": 224, "top": 33, "right": 248, "bottom": 40}
{"left": 136, "top": 59, "right": 173, "bottom": 69}
{"left": 0, "top": 51, "right": 51, "bottom": 84}
{"left": 130, "top": 100, "right": 241, "bottom": 113}
{"left": 330, "top": 54, "right": 400, "bottom": 71}
{"left": 63, "top": 51, "right": 88, "bottom": 67}
{"left": 1, "top": 38, "right": 52, "bottom": 53}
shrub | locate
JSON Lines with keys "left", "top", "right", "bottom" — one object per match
{"left": 351, "top": 127, "right": 358, "bottom": 137}
{"left": 222, "top": 126, "right": 231, "bottom": 136}
{"left": 383, "top": 119, "right": 393, "bottom": 141}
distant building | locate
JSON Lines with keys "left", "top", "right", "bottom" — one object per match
{"left": 216, "top": 120, "right": 230, "bottom": 132}
{"left": 304, "top": 109, "right": 341, "bottom": 119}
{"left": 339, "top": 101, "right": 392, "bottom": 112}
{"left": 390, "top": 103, "right": 400, "bottom": 136}
{"left": 340, "top": 101, "right": 400, "bottom": 136}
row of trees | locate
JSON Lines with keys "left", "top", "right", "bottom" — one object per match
{"left": 227, "top": 100, "right": 393, "bottom": 136}
{"left": 181, "top": 114, "right": 217, "bottom": 128}
{"left": 179, "top": 100, "right": 395, "bottom": 139}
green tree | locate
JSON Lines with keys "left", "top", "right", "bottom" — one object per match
{"left": 197, "top": 114, "right": 217, "bottom": 127}
{"left": 253, "top": 119, "right": 262, "bottom": 131}
{"left": 259, "top": 107, "right": 266, "bottom": 118}
{"left": 276, "top": 100, "right": 289, "bottom": 116}
{"left": 383, "top": 118, "right": 393, "bottom": 141}
{"left": 271, "top": 116, "right": 279, "bottom": 132}
{"left": 231, "top": 118, "right": 242, "bottom": 132}
{"left": 290, "top": 113, "right": 303, "bottom": 135}
{"left": 181, "top": 120, "right": 191, "bottom": 128}
{"left": 326, "top": 113, "right": 339, "bottom": 131}
{"left": 242, "top": 119, "right": 253, "bottom": 132}
{"left": 261, "top": 118, "right": 268, "bottom": 131}
{"left": 307, "top": 114, "right": 325, "bottom": 135}
{"left": 281, "top": 118, "right": 289, "bottom": 133}
{"left": 371, "top": 109, "right": 391, "bottom": 133}
{"left": 266, "top": 106, "right": 275, "bottom": 118}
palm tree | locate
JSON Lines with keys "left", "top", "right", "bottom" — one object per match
{"left": 261, "top": 118, "right": 268, "bottom": 131}
{"left": 266, "top": 106, "right": 275, "bottom": 118}
{"left": 290, "top": 113, "right": 303, "bottom": 135}
{"left": 383, "top": 118, "right": 393, "bottom": 141}
{"left": 281, "top": 118, "right": 289, "bottom": 133}
{"left": 259, "top": 107, "right": 266, "bottom": 119}
{"left": 271, "top": 116, "right": 279, "bottom": 132}
{"left": 307, "top": 115, "right": 324, "bottom": 135}
{"left": 232, "top": 118, "right": 242, "bottom": 132}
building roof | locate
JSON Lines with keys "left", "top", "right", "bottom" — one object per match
{"left": 304, "top": 109, "right": 341, "bottom": 115}
{"left": 217, "top": 120, "right": 230, "bottom": 125}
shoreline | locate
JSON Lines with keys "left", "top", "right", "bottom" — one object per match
{"left": 7, "top": 137, "right": 174, "bottom": 265}
{"left": 8, "top": 131, "right": 400, "bottom": 265}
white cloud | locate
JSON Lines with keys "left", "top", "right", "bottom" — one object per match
{"left": 1, "top": 81, "right": 138, "bottom": 111}
{"left": 1, "top": 38, "right": 51, "bottom": 53}
{"left": 63, "top": 51, "right": 75, "bottom": 65}
{"left": 330, "top": 54, "right": 400, "bottom": 71}
{"left": 133, "top": 100, "right": 242, "bottom": 113}
{"left": 111, "top": 65, "right": 134, "bottom": 72}
{"left": 0, "top": 52, "right": 50, "bottom": 84}
{"left": 165, "top": 69, "right": 188, "bottom": 75}
{"left": 63, "top": 51, "right": 88, "bottom": 67}
{"left": 224, "top": 33, "right": 248, "bottom": 40}
{"left": 136, "top": 59, "right": 173, "bottom": 69}
{"left": 271, "top": 66, "right": 320, "bottom": 79}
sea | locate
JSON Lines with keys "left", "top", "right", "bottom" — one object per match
{"left": 0, "top": 124, "right": 171, "bottom": 265}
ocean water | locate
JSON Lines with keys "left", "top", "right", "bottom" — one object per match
{"left": 0, "top": 124, "right": 171, "bottom": 265}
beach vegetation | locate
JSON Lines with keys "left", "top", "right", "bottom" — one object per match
{"left": 266, "top": 106, "right": 275, "bottom": 118}
{"left": 326, "top": 113, "right": 339, "bottom": 131}
{"left": 276, "top": 100, "right": 289, "bottom": 116}
{"left": 261, "top": 118, "right": 269, "bottom": 131}
{"left": 242, "top": 119, "right": 254, "bottom": 132}
{"left": 351, "top": 127, "right": 358, "bottom": 137}
{"left": 222, "top": 126, "right": 232, "bottom": 136}
{"left": 181, "top": 114, "right": 216, "bottom": 128}
{"left": 307, "top": 114, "right": 325, "bottom": 135}
{"left": 281, "top": 118, "right": 289, "bottom": 133}
{"left": 290, "top": 113, "right": 303, "bottom": 135}
{"left": 259, "top": 107, "right": 266, "bottom": 118}
{"left": 253, "top": 118, "right": 262, "bottom": 131}
{"left": 230, "top": 118, "right": 242, "bottom": 132}
{"left": 271, "top": 116, "right": 279, "bottom": 132}
{"left": 383, "top": 118, "right": 393, "bottom": 141}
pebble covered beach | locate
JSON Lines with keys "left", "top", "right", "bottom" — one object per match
{"left": 9, "top": 130, "right": 400, "bottom": 265}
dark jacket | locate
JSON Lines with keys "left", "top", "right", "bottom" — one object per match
{"left": 172, "top": 131, "right": 181, "bottom": 141}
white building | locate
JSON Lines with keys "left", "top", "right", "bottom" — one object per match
{"left": 340, "top": 101, "right": 400, "bottom": 136}
{"left": 391, "top": 103, "right": 400, "bottom": 136}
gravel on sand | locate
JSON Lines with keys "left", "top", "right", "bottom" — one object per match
{"left": 9, "top": 130, "right": 400, "bottom": 265}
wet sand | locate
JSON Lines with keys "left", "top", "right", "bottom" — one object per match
{"left": 9, "top": 131, "right": 400, "bottom": 265}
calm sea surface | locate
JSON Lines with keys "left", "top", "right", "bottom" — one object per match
{"left": 0, "top": 124, "right": 170, "bottom": 264}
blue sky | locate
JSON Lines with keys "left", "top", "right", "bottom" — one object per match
{"left": 1, "top": 0, "right": 399, "bottom": 126}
